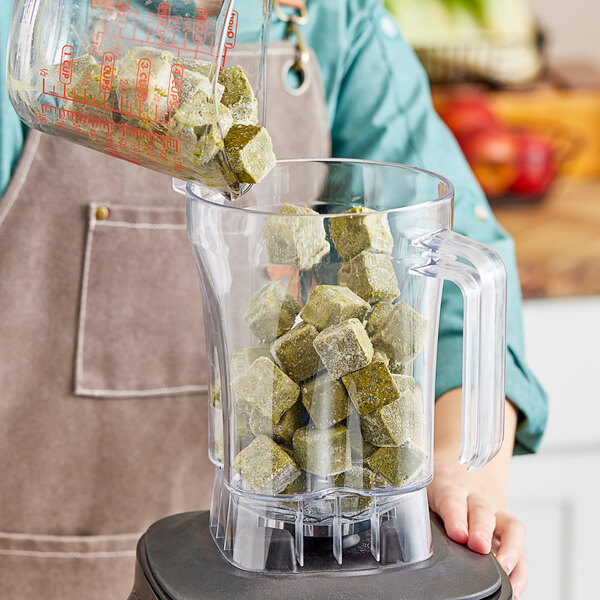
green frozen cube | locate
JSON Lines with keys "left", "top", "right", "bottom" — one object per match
{"left": 173, "top": 80, "right": 224, "bottom": 127}
{"left": 346, "top": 412, "right": 379, "bottom": 466}
{"left": 370, "top": 302, "right": 429, "bottom": 363}
{"left": 353, "top": 440, "right": 377, "bottom": 463}
{"left": 175, "top": 103, "right": 234, "bottom": 164}
{"left": 300, "top": 285, "right": 370, "bottom": 331}
{"left": 178, "top": 59, "right": 216, "bottom": 100}
{"left": 392, "top": 374, "right": 415, "bottom": 393}
{"left": 347, "top": 412, "right": 369, "bottom": 455}
{"left": 389, "top": 360, "right": 410, "bottom": 375}
{"left": 344, "top": 465, "right": 387, "bottom": 488}
{"left": 271, "top": 322, "right": 320, "bottom": 383}
{"left": 233, "top": 435, "right": 301, "bottom": 494}
{"left": 117, "top": 47, "right": 174, "bottom": 126}
{"left": 244, "top": 281, "right": 300, "bottom": 342}
{"left": 301, "top": 373, "right": 354, "bottom": 429}
{"left": 338, "top": 252, "right": 400, "bottom": 304}
{"left": 179, "top": 56, "right": 214, "bottom": 79}
{"left": 214, "top": 434, "right": 224, "bottom": 463}
{"left": 313, "top": 319, "right": 374, "bottom": 380}
{"left": 218, "top": 65, "right": 259, "bottom": 124}
{"left": 229, "top": 344, "right": 271, "bottom": 412}
{"left": 372, "top": 349, "right": 390, "bottom": 366}
{"left": 235, "top": 411, "right": 254, "bottom": 450}
{"left": 360, "top": 390, "right": 422, "bottom": 447}
{"left": 63, "top": 55, "right": 111, "bottom": 120}
{"left": 365, "top": 302, "right": 394, "bottom": 337}
{"left": 342, "top": 360, "right": 400, "bottom": 415}
{"left": 329, "top": 207, "right": 394, "bottom": 260}
{"left": 333, "top": 464, "right": 385, "bottom": 490}
{"left": 229, "top": 345, "right": 271, "bottom": 411}
{"left": 263, "top": 205, "right": 329, "bottom": 272}
{"left": 372, "top": 350, "right": 411, "bottom": 375}
{"left": 224, "top": 124, "right": 276, "bottom": 184}
{"left": 367, "top": 441, "right": 427, "bottom": 487}
{"left": 249, "top": 400, "right": 306, "bottom": 446}
{"left": 292, "top": 424, "right": 352, "bottom": 477}
{"left": 231, "top": 357, "right": 300, "bottom": 424}
{"left": 230, "top": 345, "right": 272, "bottom": 379}
{"left": 281, "top": 445, "right": 294, "bottom": 457}
{"left": 177, "top": 151, "right": 238, "bottom": 191}
{"left": 211, "top": 385, "right": 222, "bottom": 408}
{"left": 333, "top": 465, "right": 387, "bottom": 512}
{"left": 282, "top": 471, "right": 311, "bottom": 496}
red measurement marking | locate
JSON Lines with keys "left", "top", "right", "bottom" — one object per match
{"left": 116, "top": 0, "right": 129, "bottom": 28}
{"left": 60, "top": 45, "right": 74, "bottom": 85}
{"left": 42, "top": 74, "right": 171, "bottom": 128}
{"left": 106, "top": 150, "right": 143, "bottom": 166}
{"left": 135, "top": 58, "right": 152, "bottom": 102}
{"left": 100, "top": 52, "right": 116, "bottom": 94}
{"left": 206, "top": 20, "right": 217, "bottom": 48}
{"left": 40, "top": 103, "right": 179, "bottom": 151}
{"left": 168, "top": 64, "right": 183, "bottom": 110}
{"left": 225, "top": 11, "right": 238, "bottom": 50}
{"left": 157, "top": 2, "right": 171, "bottom": 39}
{"left": 193, "top": 8, "right": 208, "bottom": 44}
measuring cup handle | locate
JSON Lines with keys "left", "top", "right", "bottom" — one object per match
{"left": 412, "top": 228, "right": 507, "bottom": 471}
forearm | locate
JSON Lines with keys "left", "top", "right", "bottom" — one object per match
{"left": 434, "top": 388, "right": 518, "bottom": 499}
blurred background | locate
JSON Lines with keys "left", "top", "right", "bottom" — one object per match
{"left": 385, "top": 1, "right": 600, "bottom": 598}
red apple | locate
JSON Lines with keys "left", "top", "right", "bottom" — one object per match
{"left": 510, "top": 131, "right": 556, "bottom": 197}
{"left": 460, "top": 128, "right": 520, "bottom": 198}
{"left": 440, "top": 95, "right": 501, "bottom": 142}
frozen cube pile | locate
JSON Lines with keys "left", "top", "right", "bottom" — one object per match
{"left": 225, "top": 205, "right": 430, "bottom": 505}
{"left": 58, "top": 50, "right": 275, "bottom": 189}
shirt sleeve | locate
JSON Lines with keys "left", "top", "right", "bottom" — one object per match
{"left": 329, "top": 0, "right": 548, "bottom": 454}
{"left": 0, "top": 0, "right": 28, "bottom": 201}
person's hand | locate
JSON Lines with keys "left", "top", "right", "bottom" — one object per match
{"left": 427, "top": 456, "right": 527, "bottom": 599}
{"left": 430, "top": 389, "right": 527, "bottom": 598}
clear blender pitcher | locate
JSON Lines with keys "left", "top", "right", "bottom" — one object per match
{"left": 187, "top": 159, "right": 507, "bottom": 572}
{"left": 7, "top": 0, "right": 274, "bottom": 194}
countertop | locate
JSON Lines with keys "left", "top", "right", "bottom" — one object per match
{"left": 493, "top": 177, "right": 600, "bottom": 299}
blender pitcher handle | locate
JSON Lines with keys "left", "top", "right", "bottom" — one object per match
{"left": 412, "top": 229, "right": 507, "bottom": 471}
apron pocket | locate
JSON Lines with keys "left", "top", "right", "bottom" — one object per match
{"left": 0, "top": 529, "right": 139, "bottom": 600}
{"left": 75, "top": 203, "right": 206, "bottom": 398}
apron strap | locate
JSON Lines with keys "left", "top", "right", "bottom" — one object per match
{"left": 274, "top": 0, "right": 308, "bottom": 25}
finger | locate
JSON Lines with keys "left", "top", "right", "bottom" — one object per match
{"left": 509, "top": 554, "right": 529, "bottom": 600}
{"left": 432, "top": 493, "right": 469, "bottom": 544}
{"left": 467, "top": 494, "right": 496, "bottom": 554}
{"left": 494, "top": 513, "right": 526, "bottom": 576}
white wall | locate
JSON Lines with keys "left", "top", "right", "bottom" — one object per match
{"left": 506, "top": 296, "right": 600, "bottom": 599}
{"left": 528, "top": 0, "right": 600, "bottom": 66}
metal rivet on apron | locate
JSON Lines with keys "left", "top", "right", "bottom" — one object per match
{"left": 95, "top": 206, "right": 110, "bottom": 220}
{"left": 380, "top": 15, "right": 399, "bottom": 38}
{"left": 474, "top": 205, "right": 489, "bottom": 221}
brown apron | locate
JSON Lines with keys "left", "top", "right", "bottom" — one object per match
{"left": 0, "top": 42, "right": 330, "bottom": 599}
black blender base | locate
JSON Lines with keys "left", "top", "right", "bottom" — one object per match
{"left": 128, "top": 511, "right": 512, "bottom": 600}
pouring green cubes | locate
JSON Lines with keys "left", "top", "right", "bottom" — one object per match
{"left": 61, "top": 49, "right": 276, "bottom": 192}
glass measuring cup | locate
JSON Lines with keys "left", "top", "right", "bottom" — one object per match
{"left": 187, "top": 159, "right": 507, "bottom": 571}
{"left": 7, "top": 0, "right": 274, "bottom": 194}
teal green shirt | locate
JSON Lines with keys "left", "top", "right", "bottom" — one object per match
{"left": 1, "top": 0, "right": 547, "bottom": 453}
{"left": 0, "top": 2, "right": 27, "bottom": 201}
